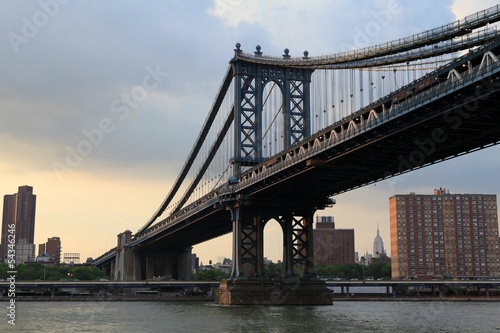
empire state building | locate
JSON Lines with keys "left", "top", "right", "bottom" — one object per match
{"left": 373, "top": 225, "right": 385, "bottom": 258}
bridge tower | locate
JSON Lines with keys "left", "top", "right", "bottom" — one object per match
{"left": 231, "top": 43, "right": 314, "bottom": 177}
{"left": 216, "top": 45, "right": 332, "bottom": 305}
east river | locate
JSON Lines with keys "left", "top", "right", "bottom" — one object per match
{"left": 2, "top": 300, "right": 499, "bottom": 332}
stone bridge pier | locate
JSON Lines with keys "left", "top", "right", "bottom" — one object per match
{"left": 215, "top": 197, "right": 333, "bottom": 305}
{"left": 113, "top": 230, "right": 192, "bottom": 281}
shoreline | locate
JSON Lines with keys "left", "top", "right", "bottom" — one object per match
{"left": 0, "top": 296, "right": 215, "bottom": 302}
{"left": 1, "top": 295, "right": 499, "bottom": 302}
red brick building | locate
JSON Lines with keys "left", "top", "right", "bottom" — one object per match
{"left": 45, "top": 237, "right": 62, "bottom": 265}
{"left": 313, "top": 216, "right": 355, "bottom": 265}
{"left": 0, "top": 185, "right": 36, "bottom": 262}
{"left": 390, "top": 188, "right": 500, "bottom": 280}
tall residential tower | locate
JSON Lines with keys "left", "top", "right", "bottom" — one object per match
{"left": 390, "top": 188, "right": 500, "bottom": 279}
{"left": 0, "top": 185, "right": 37, "bottom": 262}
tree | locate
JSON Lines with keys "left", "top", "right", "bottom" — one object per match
{"left": 264, "top": 263, "right": 284, "bottom": 279}
{"left": 194, "top": 269, "right": 228, "bottom": 281}
{"left": 315, "top": 264, "right": 343, "bottom": 278}
{"left": 70, "top": 266, "right": 105, "bottom": 280}
{"left": 381, "top": 263, "right": 391, "bottom": 279}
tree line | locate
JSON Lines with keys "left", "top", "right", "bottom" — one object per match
{"left": 0, "top": 263, "right": 106, "bottom": 281}
{"left": 193, "top": 262, "right": 391, "bottom": 281}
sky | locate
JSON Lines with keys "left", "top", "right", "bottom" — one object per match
{"left": 1, "top": 0, "right": 500, "bottom": 265}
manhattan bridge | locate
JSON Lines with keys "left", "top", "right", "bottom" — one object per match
{"left": 95, "top": 5, "right": 500, "bottom": 304}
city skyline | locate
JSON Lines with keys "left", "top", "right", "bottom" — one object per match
{"left": 1, "top": 1, "right": 500, "bottom": 264}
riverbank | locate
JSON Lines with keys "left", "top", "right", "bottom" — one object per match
{"left": 0, "top": 295, "right": 215, "bottom": 302}
{"left": 333, "top": 296, "right": 500, "bottom": 302}
{"left": 2, "top": 295, "right": 500, "bottom": 302}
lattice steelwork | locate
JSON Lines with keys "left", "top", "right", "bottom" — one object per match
{"left": 231, "top": 44, "right": 314, "bottom": 177}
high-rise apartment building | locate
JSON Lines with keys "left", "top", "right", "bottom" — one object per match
{"left": 313, "top": 216, "right": 355, "bottom": 265}
{"left": 45, "top": 237, "right": 62, "bottom": 264}
{"left": 390, "top": 188, "right": 500, "bottom": 279}
{"left": 0, "top": 185, "right": 37, "bottom": 261}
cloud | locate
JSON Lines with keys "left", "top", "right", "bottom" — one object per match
{"left": 451, "top": 0, "right": 499, "bottom": 19}
{"left": 209, "top": 0, "right": 457, "bottom": 55}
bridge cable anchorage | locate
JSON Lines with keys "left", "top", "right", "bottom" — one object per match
{"left": 236, "top": 4, "right": 500, "bottom": 68}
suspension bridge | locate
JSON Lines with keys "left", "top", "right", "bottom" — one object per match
{"left": 94, "top": 5, "right": 500, "bottom": 304}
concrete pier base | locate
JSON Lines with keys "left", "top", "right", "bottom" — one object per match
{"left": 215, "top": 279, "right": 333, "bottom": 305}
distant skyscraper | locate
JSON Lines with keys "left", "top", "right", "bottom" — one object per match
{"left": 373, "top": 225, "right": 385, "bottom": 258}
{"left": 390, "top": 188, "right": 500, "bottom": 279}
{"left": 313, "top": 216, "right": 355, "bottom": 265}
{"left": 0, "top": 185, "right": 37, "bottom": 261}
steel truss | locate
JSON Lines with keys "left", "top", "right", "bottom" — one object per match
{"left": 231, "top": 44, "right": 314, "bottom": 178}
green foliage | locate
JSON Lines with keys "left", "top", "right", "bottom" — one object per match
{"left": 315, "top": 264, "right": 343, "bottom": 278}
{"left": 70, "top": 266, "right": 105, "bottom": 280}
{"left": 381, "top": 263, "right": 391, "bottom": 278}
{"left": 0, "top": 263, "right": 105, "bottom": 281}
{"left": 365, "top": 262, "right": 390, "bottom": 279}
{"left": 0, "top": 263, "right": 10, "bottom": 279}
{"left": 193, "top": 268, "right": 228, "bottom": 281}
{"left": 316, "top": 262, "right": 392, "bottom": 280}
{"left": 264, "top": 263, "right": 284, "bottom": 279}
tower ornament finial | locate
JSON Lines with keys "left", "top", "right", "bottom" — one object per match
{"left": 283, "top": 48, "right": 290, "bottom": 59}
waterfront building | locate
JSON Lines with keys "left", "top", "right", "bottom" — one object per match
{"left": 373, "top": 225, "right": 386, "bottom": 258}
{"left": 45, "top": 237, "right": 62, "bottom": 264}
{"left": 313, "top": 216, "right": 355, "bottom": 265}
{"left": 0, "top": 185, "right": 37, "bottom": 262}
{"left": 390, "top": 188, "right": 500, "bottom": 279}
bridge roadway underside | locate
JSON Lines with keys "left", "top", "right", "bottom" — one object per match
{"left": 243, "top": 77, "right": 500, "bottom": 203}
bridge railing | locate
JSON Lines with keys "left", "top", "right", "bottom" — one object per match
{"left": 93, "top": 246, "right": 117, "bottom": 266}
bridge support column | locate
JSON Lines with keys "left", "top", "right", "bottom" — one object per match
{"left": 114, "top": 230, "right": 134, "bottom": 281}
{"left": 110, "top": 261, "right": 115, "bottom": 279}
{"left": 217, "top": 201, "right": 331, "bottom": 305}
{"left": 135, "top": 248, "right": 192, "bottom": 281}
{"left": 145, "top": 255, "right": 154, "bottom": 280}
{"left": 279, "top": 210, "right": 317, "bottom": 279}
{"left": 228, "top": 205, "right": 264, "bottom": 279}
{"left": 133, "top": 252, "right": 142, "bottom": 281}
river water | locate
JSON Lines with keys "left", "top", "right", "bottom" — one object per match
{"left": 2, "top": 300, "right": 499, "bottom": 332}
